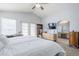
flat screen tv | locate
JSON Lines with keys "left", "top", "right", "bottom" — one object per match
{"left": 48, "top": 23, "right": 56, "bottom": 29}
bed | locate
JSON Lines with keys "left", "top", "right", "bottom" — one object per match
{"left": 0, "top": 35, "right": 65, "bottom": 56}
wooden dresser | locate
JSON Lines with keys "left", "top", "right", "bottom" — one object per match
{"left": 69, "top": 31, "right": 79, "bottom": 48}
{"left": 58, "top": 32, "right": 69, "bottom": 39}
{"left": 42, "top": 32, "right": 57, "bottom": 41}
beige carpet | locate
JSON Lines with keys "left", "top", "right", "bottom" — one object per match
{"left": 57, "top": 38, "right": 79, "bottom": 56}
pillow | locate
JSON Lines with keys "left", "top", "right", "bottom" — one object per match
{"left": 0, "top": 41, "right": 4, "bottom": 50}
{"left": 0, "top": 34, "right": 8, "bottom": 45}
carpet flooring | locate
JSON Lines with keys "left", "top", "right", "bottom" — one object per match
{"left": 57, "top": 38, "right": 79, "bottom": 56}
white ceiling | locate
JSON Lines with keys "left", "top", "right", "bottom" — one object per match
{"left": 0, "top": 3, "right": 33, "bottom": 12}
{"left": 0, "top": 3, "right": 79, "bottom": 18}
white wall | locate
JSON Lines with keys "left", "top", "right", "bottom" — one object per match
{"left": 42, "top": 8, "right": 79, "bottom": 34}
{"left": 0, "top": 11, "right": 41, "bottom": 34}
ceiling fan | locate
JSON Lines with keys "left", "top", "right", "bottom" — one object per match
{"left": 32, "top": 3, "right": 45, "bottom": 10}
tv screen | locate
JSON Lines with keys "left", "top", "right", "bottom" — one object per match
{"left": 48, "top": 23, "right": 56, "bottom": 29}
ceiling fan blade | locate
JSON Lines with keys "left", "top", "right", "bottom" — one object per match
{"left": 40, "top": 6, "right": 44, "bottom": 10}
{"left": 32, "top": 5, "right": 36, "bottom": 9}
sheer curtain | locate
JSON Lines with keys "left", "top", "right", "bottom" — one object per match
{"left": 1, "top": 18, "right": 37, "bottom": 36}
{"left": 30, "top": 23, "right": 37, "bottom": 36}
{"left": 1, "top": 18, "right": 16, "bottom": 35}
{"left": 22, "top": 23, "right": 37, "bottom": 36}
{"left": 22, "top": 23, "right": 29, "bottom": 36}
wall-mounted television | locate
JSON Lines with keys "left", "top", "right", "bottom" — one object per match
{"left": 48, "top": 23, "right": 56, "bottom": 29}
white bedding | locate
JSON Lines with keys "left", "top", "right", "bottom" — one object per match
{"left": 7, "top": 36, "right": 39, "bottom": 45}
{"left": 0, "top": 36, "right": 65, "bottom": 56}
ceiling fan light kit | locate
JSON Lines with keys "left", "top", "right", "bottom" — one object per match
{"left": 32, "top": 3, "right": 44, "bottom": 10}
{"left": 35, "top": 3, "right": 41, "bottom": 8}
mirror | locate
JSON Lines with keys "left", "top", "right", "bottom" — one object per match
{"left": 57, "top": 20, "right": 70, "bottom": 39}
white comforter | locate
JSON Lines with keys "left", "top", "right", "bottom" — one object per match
{"left": 7, "top": 36, "right": 37, "bottom": 45}
{"left": 0, "top": 36, "right": 65, "bottom": 56}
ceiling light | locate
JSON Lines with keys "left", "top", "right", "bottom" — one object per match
{"left": 35, "top": 3, "right": 41, "bottom": 8}
{"left": 32, "top": 3, "right": 44, "bottom": 10}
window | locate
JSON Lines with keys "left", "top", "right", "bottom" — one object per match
{"left": 22, "top": 23, "right": 29, "bottom": 36}
{"left": 22, "top": 23, "right": 37, "bottom": 36}
{"left": 30, "top": 24, "right": 37, "bottom": 36}
{"left": 1, "top": 18, "right": 16, "bottom": 35}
